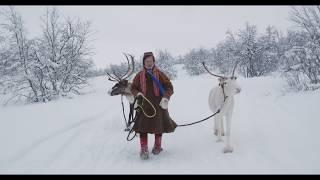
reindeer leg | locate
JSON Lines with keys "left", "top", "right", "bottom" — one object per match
{"left": 216, "top": 115, "right": 223, "bottom": 142}
{"left": 214, "top": 117, "right": 218, "bottom": 136}
{"left": 221, "top": 116, "right": 225, "bottom": 136}
{"left": 125, "top": 94, "right": 135, "bottom": 104}
{"left": 223, "top": 111, "right": 233, "bottom": 153}
{"left": 214, "top": 116, "right": 225, "bottom": 136}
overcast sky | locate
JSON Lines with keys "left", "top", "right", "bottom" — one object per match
{"left": 7, "top": 6, "right": 294, "bottom": 68}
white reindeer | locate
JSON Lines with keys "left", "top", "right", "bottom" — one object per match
{"left": 202, "top": 62, "right": 241, "bottom": 153}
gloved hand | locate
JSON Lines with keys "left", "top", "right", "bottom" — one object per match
{"left": 159, "top": 97, "right": 169, "bottom": 109}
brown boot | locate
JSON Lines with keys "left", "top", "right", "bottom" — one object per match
{"left": 152, "top": 133, "right": 163, "bottom": 155}
{"left": 140, "top": 147, "right": 149, "bottom": 159}
{"left": 140, "top": 133, "right": 149, "bottom": 160}
{"left": 151, "top": 146, "right": 163, "bottom": 155}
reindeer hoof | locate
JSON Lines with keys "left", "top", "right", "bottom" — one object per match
{"left": 223, "top": 146, "right": 233, "bottom": 153}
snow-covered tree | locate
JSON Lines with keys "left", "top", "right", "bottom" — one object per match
{"left": 281, "top": 6, "right": 320, "bottom": 91}
{"left": 257, "top": 26, "right": 282, "bottom": 75}
{"left": 214, "top": 31, "right": 239, "bottom": 76}
{"left": 154, "top": 49, "right": 177, "bottom": 79}
{"left": 236, "top": 23, "right": 263, "bottom": 77}
{"left": 0, "top": 7, "right": 41, "bottom": 103}
{"left": 215, "top": 23, "right": 282, "bottom": 78}
{"left": 182, "top": 47, "right": 212, "bottom": 76}
{"left": 0, "top": 7, "right": 94, "bottom": 104}
{"left": 34, "top": 7, "right": 94, "bottom": 99}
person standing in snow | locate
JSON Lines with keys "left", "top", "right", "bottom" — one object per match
{"left": 130, "top": 51, "right": 177, "bottom": 160}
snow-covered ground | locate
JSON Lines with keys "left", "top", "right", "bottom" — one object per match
{"left": 0, "top": 65, "right": 320, "bottom": 174}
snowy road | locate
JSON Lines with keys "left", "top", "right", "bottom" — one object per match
{"left": 1, "top": 68, "right": 320, "bottom": 174}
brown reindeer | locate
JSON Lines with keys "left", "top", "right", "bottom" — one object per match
{"left": 107, "top": 53, "right": 136, "bottom": 104}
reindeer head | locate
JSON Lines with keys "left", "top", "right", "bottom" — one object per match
{"left": 202, "top": 61, "right": 241, "bottom": 96}
{"left": 107, "top": 53, "right": 135, "bottom": 96}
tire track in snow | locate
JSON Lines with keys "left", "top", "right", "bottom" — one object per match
{"left": 6, "top": 110, "right": 109, "bottom": 164}
{"left": 45, "top": 127, "right": 84, "bottom": 168}
{"left": 67, "top": 112, "right": 135, "bottom": 170}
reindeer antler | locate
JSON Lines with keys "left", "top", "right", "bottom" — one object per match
{"left": 118, "top": 53, "right": 131, "bottom": 80}
{"left": 231, "top": 61, "right": 240, "bottom": 77}
{"left": 202, "top": 62, "right": 226, "bottom": 79}
{"left": 106, "top": 53, "right": 135, "bottom": 82}
{"left": 106, "top": 71, "right": 120, "bottom": 82}
{"left": 121, "top": 53, "right": 135, "bottom": 80}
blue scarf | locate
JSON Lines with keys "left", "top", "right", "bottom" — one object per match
{"left": 146, "top": 69, "right": 165, "bottom": 97}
